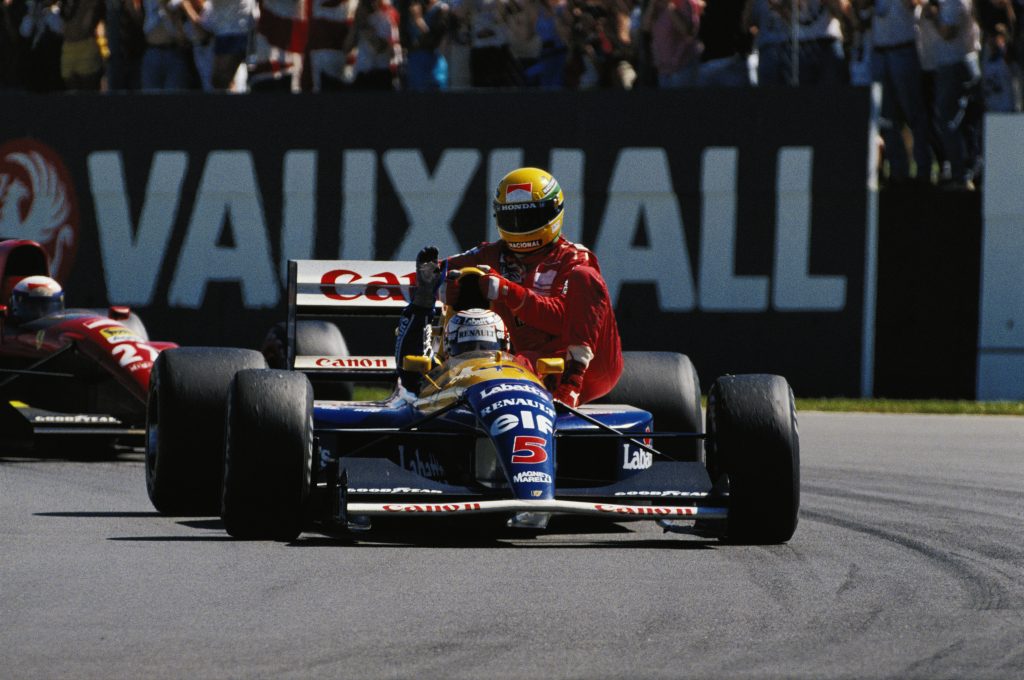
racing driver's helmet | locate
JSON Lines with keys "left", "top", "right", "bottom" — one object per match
{"left": 444, "top": 308, "right": 510, "bottom": 357}
{"left": 493, "top": 167, "right": 564, "bottom": 253}
{"left": 10, "top": 275, "right": 65, "bottom": 324}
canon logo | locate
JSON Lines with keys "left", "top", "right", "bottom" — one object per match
{"left": 315, "top": 357, "right": 390, "bottom": 368}
{"left": 383, "top": 503, "right": 483, "bottom": 513}
{"left": 593, "top": 504, "right": 698, "bottom": 516}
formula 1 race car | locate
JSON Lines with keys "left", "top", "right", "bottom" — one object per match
{"left": 0, "top": 239, "right": 177, "bottom": 449}
{"left": 145, "top": 259, "right": 800, "bottom": 544}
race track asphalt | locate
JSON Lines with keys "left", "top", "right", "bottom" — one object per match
{"left": 1, "top": 412, "right": 1022, "bottom": 680}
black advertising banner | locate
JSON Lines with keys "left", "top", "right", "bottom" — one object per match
{"left": 0, "top": 89, "right": 871, "bottom": 396}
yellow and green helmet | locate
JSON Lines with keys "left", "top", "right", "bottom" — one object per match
{"left": 492, "top": 167, "right": 565, "bottom": 253}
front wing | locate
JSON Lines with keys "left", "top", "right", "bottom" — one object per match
{"left": 327, "top": 456, "right": 726, "bottom": 523}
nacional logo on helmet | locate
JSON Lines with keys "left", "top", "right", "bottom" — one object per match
{"left": 0, "top": 139, "right": 79, "bottom": 283}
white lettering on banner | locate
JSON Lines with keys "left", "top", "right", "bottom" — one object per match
{"left": 700, "top": 148, "right": 769, "bottom": 311}
{"left": 594, "top": 148, "right": 697, "bottom": 312}
{"left": 87, "top": 146, "right": 847, "bottom": 314}
{"left": 773, "top": 148, "right": 846, "bottom": 311}
{"left": 89, "top": 151, "right": 187, "bottom": 306}
{"left": 340, "top": 150, "right": 377, "bottom": 259}
{"left": 384, "top": 149, "right": 479, "bottom": 260}
{"left": 168, "top": 151, "right": 278, "bottom": 308}
{"left": 280, "top": 151, "right": 316, "bottom": 283}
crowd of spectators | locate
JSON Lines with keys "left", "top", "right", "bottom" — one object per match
{"left": 2, "top": 0, "right": 1022, "bottom": 184}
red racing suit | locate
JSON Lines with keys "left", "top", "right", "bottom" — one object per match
{"left": 447, "top": 237, "right": 623, "bottom": 404}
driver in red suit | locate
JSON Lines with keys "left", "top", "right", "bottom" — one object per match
{"left": 396, "top": 166, "right": 623, "bottom": 407}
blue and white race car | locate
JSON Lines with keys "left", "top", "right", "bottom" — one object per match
{"left": 144, "top": 259, "right": 799, "bottom": 544}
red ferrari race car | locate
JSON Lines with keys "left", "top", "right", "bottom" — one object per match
{"left": 0, "top": 239, "right": 176, "bottom": 450}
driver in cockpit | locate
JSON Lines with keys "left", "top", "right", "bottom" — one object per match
{"left": 8, "top": 275, "right": 65, "bottom": 325}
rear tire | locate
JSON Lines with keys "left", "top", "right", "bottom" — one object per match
{"left": 145, "top": 347, "right": 266, "bottom": 515}
{"left": 221, "top": 369, "right": 314, "bottom": 541}
{"left": 595, "top": 351, "right": 703, "bottom": 461}
{"left": 706, "top": 374, "right": 800, "bottom": 544}
{"left": 262, "top": 320, "right": 352, "bottom": 400}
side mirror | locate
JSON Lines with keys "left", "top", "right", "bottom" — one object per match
{"left": 536, "top": 358, "right": 565, "bottom": 377}
{"left": 402, "top": 355, "right": 433, "bottom": 374}
{"left": 108, "top": 305, "right": 131, "bottom": 320}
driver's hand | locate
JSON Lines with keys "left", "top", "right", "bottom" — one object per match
{"left": 413, "top": 246, "right": 440, "bottom": 307}
{"left": 478, "top": 269, "right": 526, "bottom": 311}
{"left": 415, "top": 246, "right": 440, "bottom": 284}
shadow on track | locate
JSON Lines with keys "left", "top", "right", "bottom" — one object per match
{"left": 2, "top": 446, "right": 143, "bottom": 464}
{"left": 285, "top": 516, "right": 720, "bottom": 550}
{"left": 35, "top": 511, "right": 162, "bottom": 518}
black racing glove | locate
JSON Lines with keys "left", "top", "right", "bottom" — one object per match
{"left": 413, "top": 246, "right": 440, "bottom": 308}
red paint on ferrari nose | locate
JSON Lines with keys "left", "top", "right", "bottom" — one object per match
{"left": 47, "top": 315, "right": 177, "bottom": 403}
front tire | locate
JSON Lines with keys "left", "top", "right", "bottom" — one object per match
{"left": 145, "top": 347, "right": 266, "bottom": 515}
{"left": 221, "top": 369, "right": 314, "bottom": 541}
{"left": 706, "top": 374, "right": 800, "bottom": 544}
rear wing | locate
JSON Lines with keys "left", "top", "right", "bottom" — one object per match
{"left": 286, "top": 259, "right": 439, "bottom": 379}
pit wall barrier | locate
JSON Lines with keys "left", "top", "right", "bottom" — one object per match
{"left": 0, "top": 90, "right": 1006, "bottom": 398}
{"left": 977, "top": 115, "right": 1024, "bottom": 400}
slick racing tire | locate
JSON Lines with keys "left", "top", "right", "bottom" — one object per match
{"left": 595, "top": 351, "right": 703, "bottom": 462}
{"left": 146, "top": 347, "right": 266, "bottom": 515}
{"left": 706, "top": 374, "right": 799, "bottom": 544}
{"left": 221, "top": 369, "right": 314, "bottom": 541}
{"left": 261, "top": 320, "right": 352, "bottom": 400}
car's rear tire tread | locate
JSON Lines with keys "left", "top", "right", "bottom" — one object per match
{"left": 145, "top": 347, "right": 266, "bottom": 515}
{"left": 262, "top": 320, "right": 353, "bottom": 400}
{"left": 595, "top": 351, "right": 703, "bottom": 461}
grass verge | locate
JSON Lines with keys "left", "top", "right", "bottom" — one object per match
{"left": 796, "top": 398, "right": 1024, "bottom": 416}
{"left": 354, "top": 386, "right": 1023, "bottom": 416}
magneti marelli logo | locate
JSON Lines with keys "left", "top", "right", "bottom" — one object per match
{"left": 0, "top": 139, "right": 79, "bottom": 283}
